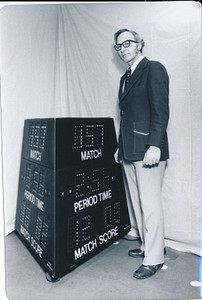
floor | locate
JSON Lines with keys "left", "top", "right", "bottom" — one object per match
{"left": 4, "top": 232, "right": 202, "bottom": 300}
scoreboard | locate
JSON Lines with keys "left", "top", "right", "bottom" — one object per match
{"left": 15, "top": 118, "right": 130, "bottom": 282}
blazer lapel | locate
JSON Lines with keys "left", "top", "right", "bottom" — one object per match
{"left": 119, "top": 57, "right": 148, "bottom": 102}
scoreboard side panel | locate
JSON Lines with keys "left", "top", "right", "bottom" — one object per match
{"left": 15, "top": 159, "right": 55, "bottom": 276}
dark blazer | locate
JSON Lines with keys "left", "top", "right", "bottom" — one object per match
{"left": 118, "top": 57, "right": 169, "bottom": 162}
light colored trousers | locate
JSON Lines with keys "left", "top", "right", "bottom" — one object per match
{"left": 122, "top": 160, "right": 166, "bottom": 265}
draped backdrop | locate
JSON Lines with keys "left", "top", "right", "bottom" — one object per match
{"left": 0, "top": 2, "right": 201, "bottom": 255}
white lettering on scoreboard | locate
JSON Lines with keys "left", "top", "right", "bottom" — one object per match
{"left": 24, "top": 189, "right": 44, "bottom": 212}
{"left": 74, "top": 239, "right": 98, "bottom": 260}
{"left": 74, "top": 189, "right": 112, "bottom": 212}
{"left": 99, "top": 226, "right": 118, "bottom": 245}
{"left": 74, "top": 226, "right": 119, "bottom": 260}
{"left": 20, "top": 225, "right": 30, "bottom": 242}
{"left": 20, "top": 225, "right": 43, "bottom": 259}
{"left": 81, "top": 149, "right": 102, "bottom": 161}
{"left": 31, "top": 237, "right": 43, "bottom": 259}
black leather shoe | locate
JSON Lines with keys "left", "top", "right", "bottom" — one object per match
{"left": 122, "top": 234, "right": 140, "bottom": 241}
{"left": 128, "top": 248, "right": 144, "bottom": 257}
{"left": 128, "top": 248, "right": 166, "bottom": 258}
{"left": 133, "top": 263, "right": 164, "bottom": 279}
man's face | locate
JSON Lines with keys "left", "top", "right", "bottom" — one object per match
{"left": 116, "top": 32, "right": 140, "bottom": 65}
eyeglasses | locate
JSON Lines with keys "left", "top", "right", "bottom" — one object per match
{"left": 114, "top": 40, "right": 138, "bottom": 51}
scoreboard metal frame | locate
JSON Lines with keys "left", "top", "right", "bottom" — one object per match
{"left": 15, "top": 118, "right": 130, "bottom": 282}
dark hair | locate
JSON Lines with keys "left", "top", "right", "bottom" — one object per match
{"left": 114, "top": 28, "right": 145, "bottom": 53}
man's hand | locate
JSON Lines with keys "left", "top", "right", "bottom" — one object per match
{"left": 143, "top": 146, "right": 161, "bottom": 167}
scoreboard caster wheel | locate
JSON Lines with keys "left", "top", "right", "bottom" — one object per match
{"left": 46, "top": 272, "right": 61, "bottom": 282}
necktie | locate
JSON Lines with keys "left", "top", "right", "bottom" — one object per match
{"left": 124, "top": 67, "right": 131, "bottom": 91}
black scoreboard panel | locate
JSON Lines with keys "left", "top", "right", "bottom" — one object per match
{"left": 15, "top": 118, "right": 130, "bottom": 282}
{"left": 22, "top": 118, "right": 55, "bottom": 169}
{"left": 21, "top": 118, "right": 117, "bottom": 168}
{"left": 15, "top": 158, "right": 54, "bottom": 274}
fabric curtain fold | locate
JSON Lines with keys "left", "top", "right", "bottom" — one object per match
{"left": 0, "top": 2, "right": 201, "bottom": 255}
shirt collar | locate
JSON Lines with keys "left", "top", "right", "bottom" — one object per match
{"left": 129, "top": 55, "right": 144, "bottom": 74}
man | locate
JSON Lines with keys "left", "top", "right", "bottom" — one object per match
{"left": 114, "top": 28, "right": 169, "bottom": 279}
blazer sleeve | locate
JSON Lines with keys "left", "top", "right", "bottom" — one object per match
{"left": 147, "top": 61, "right": 169, "bottom": 148}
